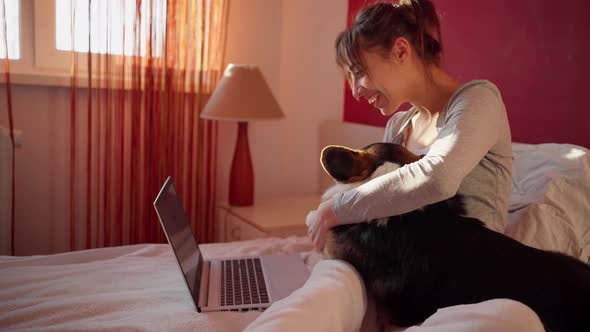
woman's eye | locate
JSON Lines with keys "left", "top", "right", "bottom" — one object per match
{"left": 349, "top": 66, "right": 364, "bottom": 78}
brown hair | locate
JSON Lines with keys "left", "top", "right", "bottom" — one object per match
{"left": 335, "top": 0, "right": 442, "bottom": 71}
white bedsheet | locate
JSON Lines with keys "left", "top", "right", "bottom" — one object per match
{"left": 0, "top": 237, "right": 318, "bottom": 331}
{"left": 0, "top": 240, "right": 544, "bottom": 332}
{"left": 245, "top": 259, "right": 367, "bottom": 332}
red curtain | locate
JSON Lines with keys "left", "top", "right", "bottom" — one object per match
{"left": 62, "top": 0, "right": 229, "bottom": 250}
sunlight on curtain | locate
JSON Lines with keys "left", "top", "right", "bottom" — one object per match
{"left": 56, "top": 0, "right": 165, "bottom": 56}
{"left": 66, "top": 0, "right": 229, "bottom": 250}
{"left": 0, "top": 0, "right": 19, "bottom": 59}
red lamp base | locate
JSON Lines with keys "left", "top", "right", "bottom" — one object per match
{"left": 229, "top": 121, "right": 254, "bottom": 206}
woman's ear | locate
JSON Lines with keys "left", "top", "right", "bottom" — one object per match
{"left": 391, "top": 37, "right": 411, "bottom": 63}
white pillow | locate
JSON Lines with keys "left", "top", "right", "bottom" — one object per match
{"left": 506, "top": 143, "right": 590, "bottom": 261}
{"left": 509, "top": 142, "right": 589, "bottom": 212}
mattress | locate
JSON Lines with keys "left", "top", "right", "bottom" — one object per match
{"left": 0, "top": 237, "right": 319, "bottom": 331}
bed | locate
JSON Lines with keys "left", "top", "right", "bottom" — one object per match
{"left": 0, "top": 237, "right": 321, "bottom": 331}
{"left": 1, "top": 121, "right": 589, "bottom": 331}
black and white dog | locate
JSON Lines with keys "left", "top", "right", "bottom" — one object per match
{"left": 320, "top": 142, "right": 590, "bottom": 332}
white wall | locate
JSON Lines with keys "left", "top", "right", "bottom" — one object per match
{"left": 0, "top": 0, "right": 348, "bottom": 255}
{"left": 219, "top": 0, "right": 347, "bottom": 203}
{"left": 217, "top": 0, "right": 283, "bottom": 204}
{"left": 0, "top": 85, "right": 73, "bottom": 255}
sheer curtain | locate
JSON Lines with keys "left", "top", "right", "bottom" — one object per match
{"left": 64, "top": 0, "right": 229, "bottom": 250}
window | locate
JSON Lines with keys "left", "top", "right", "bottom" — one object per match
{"left": 0, "top": 0, "right": 167, "bottom": 85}
{"left": 55, "top": 0, "right": 166, "bottom": 56}
{"left": 0, "top": 0, "right": 20, "bottom": 60}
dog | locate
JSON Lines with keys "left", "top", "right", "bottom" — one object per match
{"left": 320, "top": 142, "right": 590, "bottom": 332}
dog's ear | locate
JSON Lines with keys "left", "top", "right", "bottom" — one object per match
{"left": 321, "top": 145, "right": 376, "bottom": 183}
{"left": 320, "top": 143, "right": 422, "bottom": 183}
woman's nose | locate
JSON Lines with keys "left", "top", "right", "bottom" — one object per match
{"left": 350, "top": 77, "right": 366, "bottom": 101}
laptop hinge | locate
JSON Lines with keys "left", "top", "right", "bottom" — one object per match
{"left": 198, "top": 260, "right": 210, "bottom": 308}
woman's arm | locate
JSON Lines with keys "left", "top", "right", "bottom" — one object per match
{"left": 333, "top": 83, "right": 509, "bottom": 224}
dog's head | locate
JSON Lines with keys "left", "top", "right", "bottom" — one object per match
{"left": 320, "top": 143, "right": 422, "bottom": 201}
{"left": 319, "top": 142, "right": 421, "bottom": 261}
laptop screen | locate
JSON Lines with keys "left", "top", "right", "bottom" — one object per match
{"left": 153, "top": 177, "right": 203, "bottom": 305}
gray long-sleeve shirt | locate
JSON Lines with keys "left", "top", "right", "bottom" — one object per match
{"left": 333, "top": 80, "right": 513, "bottom": 233}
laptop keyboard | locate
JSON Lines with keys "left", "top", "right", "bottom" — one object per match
{"left": 220, "top": 258, "right": 269, "bottom": 307}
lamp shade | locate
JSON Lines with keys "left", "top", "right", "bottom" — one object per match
{"left": 200, "top": 64, "right": 284, "bottom": 121}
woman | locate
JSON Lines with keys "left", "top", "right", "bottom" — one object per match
{"left": 307, "top": 0, "right": 513, "bottom": 251}
{"left": 246, "top": 2, "right": 544, "bottom": 331}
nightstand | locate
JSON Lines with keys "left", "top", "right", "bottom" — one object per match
{"left": 218, "top": 194, "right": 321, "bottom": 242}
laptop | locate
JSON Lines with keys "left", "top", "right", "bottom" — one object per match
{"left": 153, "top": 176, "right": 310, "bottom": 312}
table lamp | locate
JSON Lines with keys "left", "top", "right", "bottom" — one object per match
{"left": 201, "top": 64, "right": 284, "bottom": 206}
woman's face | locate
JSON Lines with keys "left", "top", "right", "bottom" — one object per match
{"left": 347, "top": 39, "right": 416, "bottom": 116}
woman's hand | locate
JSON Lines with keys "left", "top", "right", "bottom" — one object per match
{"left": 306, "top": 198, "right": 340, "bottom": 252}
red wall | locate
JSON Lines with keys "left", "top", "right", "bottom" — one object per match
{"left": 343, "top": 0, "right": 590, "bottom": 148}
